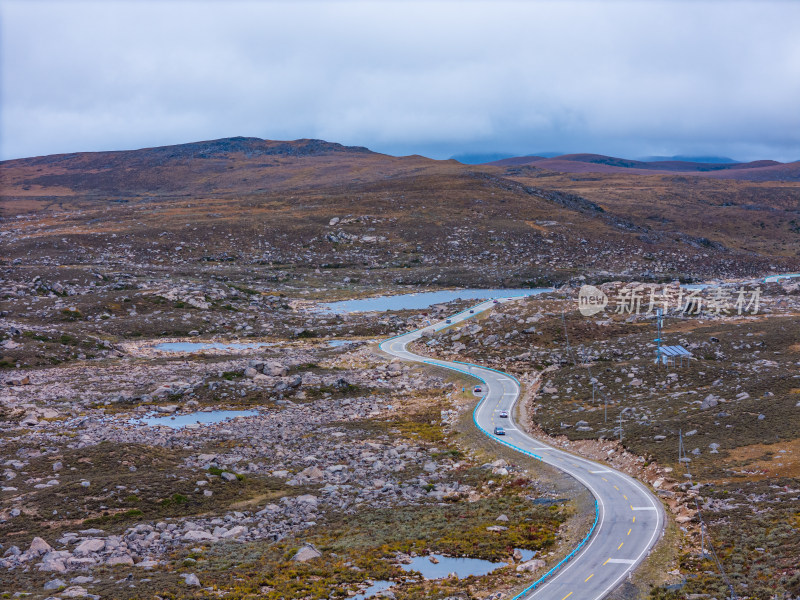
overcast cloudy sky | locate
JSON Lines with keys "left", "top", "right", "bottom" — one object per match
{"left": 2, "top": 1, "right": 799, "bottom": 161}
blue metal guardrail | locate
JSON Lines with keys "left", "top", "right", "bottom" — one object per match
{"left": 421, "top": 359, "right": 600, "bottom": 598}
{"left": 379, "top": 294, "right": 600, "bottom": 598}
{"left": 510, "top": 498, "right": 600, "bottom": 599}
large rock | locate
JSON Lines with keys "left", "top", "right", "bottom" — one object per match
{"left": 387, "top": 361, "right": 403, "bottom": 373}
{"left": 295, "top": 494, "right": 319, "bottom": 506}
{"left": 28, "top": 537, "right": 53, "bottom": 557}
{"left": 74, "top": 538, "right": 105, "bottom": 555}
{"left": 291, "top": 544, "right": 322, "bottom": 562}
{"left": 299, "top": 466, "right": 324, "bottom": 482}
{"left": 263, "top": 361, "right": 288, "bottom": 377}
{"left": 21, "top": 414, "right": 39, "bottom": 427}
{"left": 106, "top": 553, "right": 134, "bottom": 566}
{"left": 39, "top": 551, "right": 68, "bottom": 572}
{"left": 219, "top": 525, "right": 248, "bottom": 539}
{"left": 700, "top": 395, "right": 719, "bottom": 410}
{"left": 516, "top": 558, "right": 546, "bottom": 573}
{"left": 44, "top": 578, "right": 67, "bottom": 590}
{"left": 183, "top": 530, "right": 214, "bottom": 542}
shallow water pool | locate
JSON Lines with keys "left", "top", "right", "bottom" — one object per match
{"left": 133, "top": 409, "right": 259, "bottom": 429}
{"left": 319, "top": 288, "right": 551, "bottom": 313}
{"left": 153, "top": 341, "right": 273, "bottom": 353}
{"left": 346, "top": 580, "right": 394, "bottom": 599}
{"left": 399, "top": 553, "right": 507, "bottom": 580}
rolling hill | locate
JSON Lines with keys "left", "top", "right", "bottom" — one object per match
{"left": 2, "top": 137, "right": 799, "bottom": 287}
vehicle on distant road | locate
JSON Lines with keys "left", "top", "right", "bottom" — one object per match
{"left": 469, "top": 309, "right": 474, "bottom": 313}
{"left": 445, "top": 319, "right": 451, "bottom": 324}
{"left": 493, "top": 426, "right": 505, "bottom": 435}
{"left": 499, "top": 410, "right": 508, "bottom": 418}
{"left": 473, "top": 385, "right": 482, "bottom": 393}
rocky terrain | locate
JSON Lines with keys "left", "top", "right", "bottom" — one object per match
{"left": 413, "top": 280, "right": 800, "bottom": 598}
{"left": 1, "top": 326, "right": 584, "bottom": 599}
{"left": 2, "top": 138, "right": 800, "bottom": 599}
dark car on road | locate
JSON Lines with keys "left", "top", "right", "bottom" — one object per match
{"left": 493, "top": 426, "right": 505, "bottom": 436}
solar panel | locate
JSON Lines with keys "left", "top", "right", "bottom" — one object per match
{"left": 660, "top": 345, "right": 691, "bottom": 357}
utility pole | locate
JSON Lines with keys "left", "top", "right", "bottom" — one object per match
{"left": 679, "top": 429, "right": 692, "bottom": 480}
{"left": 700, "top": 518, "right": 706, "bottom": 558}
{"left": 655, "top": 307, "right": 663, "bottom": 365}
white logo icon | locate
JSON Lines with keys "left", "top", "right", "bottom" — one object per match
{"left": 578, "top": 285, "right": 608, "bottom": 316}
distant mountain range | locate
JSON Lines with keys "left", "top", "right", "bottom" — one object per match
{"left": 483, "top": 152, "right": 800, "bottom": 182}
{"left": 640, "top": 155, "right": 739, "bottom": 164}
{"left": 3, "top": 138, "right": 799, "bottom": 192}
{"left": 450, "top": 151, "right": 562, "bottom": 164}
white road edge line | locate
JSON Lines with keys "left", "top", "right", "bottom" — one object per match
{"left": 379, "top": 296, "right": 665, "bottom": 600}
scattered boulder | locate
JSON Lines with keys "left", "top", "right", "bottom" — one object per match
{"left": 74, "top": 539, "right": 105, "bottom": 555}
{"left": 292, "top": 543, "right": 322, "bottom": 562}
{"left": 44, "top": 578, "right": 67, "bottom": 590}
{"left": 106, "top": 553, "right": 134, "bottom": 566}
{"left": 516, "top": 559, "right": 546, "bottom": 573}
{"left": 700, "top": 395, "right": 719, "bottom": 410}
{"left": 28, "top": 537, "right": 53, "bottom": 557}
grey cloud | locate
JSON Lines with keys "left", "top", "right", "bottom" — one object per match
{"left": 2, "top": 0, "right": 799, "bottom": 161}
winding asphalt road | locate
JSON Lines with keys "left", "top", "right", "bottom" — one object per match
{"left": 379, "top": 296, "right": 665, "bottom": 600}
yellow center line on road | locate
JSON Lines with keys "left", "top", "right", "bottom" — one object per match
{"left": 623, "top": 495, "right": 628, "bottom": 500}
{"left": 614, "top": 485, "right": 619, "bottom": 490}
{"left": 561, "top": 593, "right": 573, "bottom": 600}
{"left": 603, "top": 558, "right": 610, "bottom": 565}
{"left": 628, "top": 528, "right": 632, "bottom": 536}
{"left": 602, "top": 477, "right": 608, "bottom": 482}
{"left": 630, "top": 504, "right": 634, "bottom": 511}
{"left": 632, "top": 516, "right": 636, "bottom": 523}
{"left": 585, "top": 573, "right": 594, "bottom": 582}
{"left": 618, "top": 542, "right": 624, "bottom": 550}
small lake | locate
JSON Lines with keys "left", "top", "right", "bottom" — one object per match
{"left": 133, "top": 410, "right": 259, "bottom": 429}
{"left": 399, "top": 553, "right": 508, "bottom": 580}
{"left": 764, "top": 273, "right": 800, "bottom": 283}
{"left": 517, "top": 548, "right": 536, "bottom": 561}
{"left": 153, "top": 342, "right": 273, "bottom": 353}
{"left": 347, "top": 580, "right": 394, "bottom": 599}
{"left": 319, "top": 288, "right": 551, "bottom": 313}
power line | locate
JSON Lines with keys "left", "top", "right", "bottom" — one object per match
{"left": 560, "top": 310, "right": 613, "bottom": 425}
{"left": 679, "top": 430, "right": 737, "bottom": 600}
